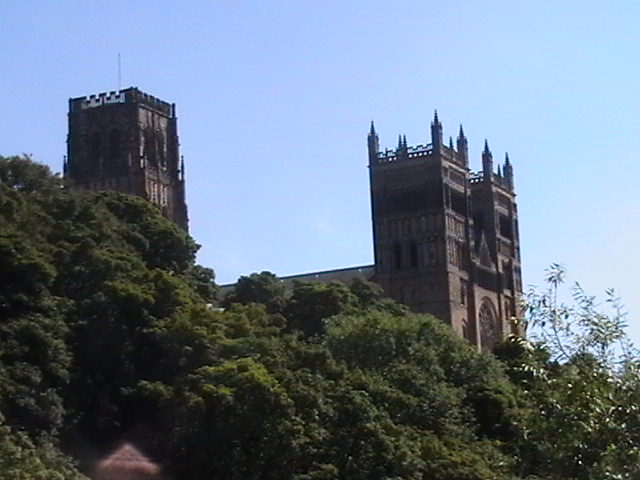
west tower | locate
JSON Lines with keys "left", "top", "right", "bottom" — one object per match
{"left": 368, "top": 114, "right": 522, "bottom": 351}
{"left": 65, "top": 87, "right": 188, "bottom": 230}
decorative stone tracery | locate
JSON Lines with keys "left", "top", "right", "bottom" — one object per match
{"left": 478, "top": 298, "right": 499, "bottom": 352}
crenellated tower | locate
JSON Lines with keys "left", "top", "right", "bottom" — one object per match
{"left": 368, "top": 112, "right": 522, "bottom": 351}
{"left": 65, "top": 87, "right": 188, "bottom": 230}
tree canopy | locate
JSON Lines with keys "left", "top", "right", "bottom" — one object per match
{"left": 1, "top": 155, "right": 638, "bottom": 479}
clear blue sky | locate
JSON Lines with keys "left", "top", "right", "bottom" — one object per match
{"left": 2, "top": 1, "right": 639, "bottom": 344}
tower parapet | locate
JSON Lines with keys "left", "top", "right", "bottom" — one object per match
{"left": 69, "top": 87, "right": 173, "bottom": 116}
{"left": 469, "top": 152, "right": 515, "bottom": 192}
{"left": 368, "top": 114, "right": 522, "bottom": 351}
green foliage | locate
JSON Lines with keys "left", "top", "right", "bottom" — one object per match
{"left": 136, "top": 304, "right": 520, "bottom": 479}
{"left": 0, "top": 155, "right": 215, "bottom": 473}
{"left": 0, "top": 419, "right": 86, "bottom": 480}
{"left": 2, "top": 156, "right": 639, "bottom": 480}
{"left": 0, "top": 155, "right": 62, "bottom": 193}
{"left": 524, "top": 263, "right": 631, "bottom": 364}
{"left": 495, "top": 264, "right": 640, "bottom": 479}
{"left": 348, "top": 277, "right": 409, "bottom": 315}
{"left": 185, "top": 264, "right": 218, "bottom": 303}
{"left": 285, "top": 281, "right": 357, "bottom": 336}
{"left": 0, "top": 230, "right": 70, "bottom": 436}
{"left": 224, "top": 271, "right": 287, "bottom": 313}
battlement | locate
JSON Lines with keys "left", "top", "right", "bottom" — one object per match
{"left": 469, "top": 172, "right": 484, "bottom": 184}
{"left": 374, "top": 143, "right": 434, "bottom": 164}
{"left": 469, "top": 170, "right": 514, "bottom": 192}
{"left": 70, "top": 90, "right": 125, "bottom": 110}
{"left": 69, "top": 87, "right": 173, "bottom": 116}
{"left": 372, "top": 142, "right": 468, "bottom": 166}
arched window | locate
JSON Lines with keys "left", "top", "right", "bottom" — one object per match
{"left": 478, "top": 298, "right": 499, "bottom": 352}
{"left": 461, "top": 318, "right": 469, "bottom": 340}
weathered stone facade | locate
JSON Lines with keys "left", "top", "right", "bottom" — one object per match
{"left": 65, "top": 88, "right": 522, "bottom": 350}
{"left": 368, "top": 113, "right": 522, "bottom": 351}
{"left": 65, "top": 87, "right": 188, "bottom": 230}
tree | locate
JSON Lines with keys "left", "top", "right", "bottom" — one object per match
{"left": 495, "top": 264, "right": 640, "bottom": 479}
{"left": 285, "top": 281, "right": 357, "bottom": 336}
{"left": 0, "top": 155, "right": 218, "bottom": 465}
{"left": 224, "top": 271, "right": 287, "bottom": 313}
{"left": 0, "top": 418, "right": 86, "bottom": 480}
{"left": 0, "top": 234, "right": 70, "bottom": 436}
{"left": 6, "top": 155, "right": 640, "bottom": 479}
{"left": 349, "top": 277, "right": 409, "bottom": 315}
{"left": 0, "top": 155, "right": 62, "bottom": 193}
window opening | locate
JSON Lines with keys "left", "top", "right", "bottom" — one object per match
{"left": 394, "top": 244, "right": 403, "bottom": 270}
{"left": 409, "top": 241, "right": 418, "bottom": 267}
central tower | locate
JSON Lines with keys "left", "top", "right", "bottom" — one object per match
{"left": 65, "top": 87, "right": 188, "bottom": 230}
{"left": 368, "top": 113, "right": 522, "bottom": 350}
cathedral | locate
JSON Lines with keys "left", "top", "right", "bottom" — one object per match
{"left": 65, "top": 88, "right": 522, "bottom": 351}
{"left": 366, "top": 114, "right": 523, "bottom": 350}
{"left": 65, "top": 87, "right": 188, "bottom": 230}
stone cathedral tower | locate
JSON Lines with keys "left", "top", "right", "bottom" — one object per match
{"left": 368, "top": 113, "right": 522, "bottom": 351}
{"left": 65, "top": 87, "right": 188, "bottom": 230}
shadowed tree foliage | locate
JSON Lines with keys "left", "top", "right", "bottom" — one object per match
{"left": 2, "top": 156, "right": 639, "bottom": 480}
{"left": 284, "top": 281, "right": 358, "bottom": 336}
{"left": 348, "top": 277, "right": 409, "bottom": 315}
{"left": 0, "top": 155, "right": 216, "bottom": 476}
{"left": 0, "top": 417, "right": 87, "bottom": 480}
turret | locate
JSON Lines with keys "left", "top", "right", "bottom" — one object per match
{"left": 456, "top": 125, "right": 468, "bottom": 166}
{"left": 482, "top": 139, "right": 493, "bottom": 180}
{"left": 396, "top": 134, "right": 408, "bottom": 160}
{"left": 503, "top": 153, "right": 514, "bottom": 189}
{"left": 430, "top": 110, "right": 443, "bottom": 152}
{"left": 368, "top": 121, "right": 379, "bottom": 165}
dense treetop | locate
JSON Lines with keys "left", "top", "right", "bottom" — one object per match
{"left": 0, "top": 155, "right": 638, "bottom": 479}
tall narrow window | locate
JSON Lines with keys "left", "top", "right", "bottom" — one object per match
{"left": 427, "top": 240, "right": 436, "bottom": 265}
{"left": 145, "top": 129, "right": 157, "bottom": 165}
{"left": 157, "top": 133, "right": 165, "bottom": 166}
{"left": 394, "top": 243, "right": 403, "bottom": 270}
{"left": 409, "top": 241, "right": 418, "bottom": 267}
{"left": 457, "top": 243, "right": 465, "bottom": 269}
{"left": 462, "top": 319, "right": 469, "bottom": 340}
{"left": 499, "top": 214, "right": 513, "bottom": 240}
{"left": 479, "top": 299, "right": 498, "bottom": 352}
